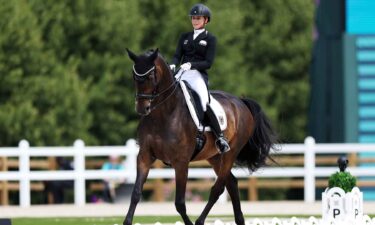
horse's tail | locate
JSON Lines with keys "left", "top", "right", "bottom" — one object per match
{"left": 236, "top": 98, "right": 279, "bottom": 172}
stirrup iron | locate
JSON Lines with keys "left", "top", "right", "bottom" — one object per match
{"left": 215, "top": 136, "right": 230, "bottom": 154}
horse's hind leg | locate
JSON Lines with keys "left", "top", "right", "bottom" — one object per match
{"left": 195, "top": 156, "right": 233, "bottom": 225}
{"left": 174, "top": 163, "right": 193, "bottom": 225}
{"left": 225, "top": 173, "right": 245, "bottom": 225}
{"left": 123, "top": 150, "right": 155, "bottom": 225}
{"left": 206, "top": 156, "right": 245, "bottom": 225}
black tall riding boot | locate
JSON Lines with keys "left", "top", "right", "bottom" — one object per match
{"left": 206, "top": 104, "right": 230, "bottom": 153}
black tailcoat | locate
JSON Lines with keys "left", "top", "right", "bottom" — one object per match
{"left": 172, "top": 30, "right": 217, "bottom": 84}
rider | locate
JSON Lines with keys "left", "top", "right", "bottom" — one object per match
{"left": 170, "top": 3, "right": 230, "bottom": 154}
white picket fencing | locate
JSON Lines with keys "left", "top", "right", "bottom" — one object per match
{"left": 1, "top": 137, "right": 375, "bottom": 208}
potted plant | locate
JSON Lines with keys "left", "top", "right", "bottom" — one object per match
{"left": 328, "top": 157, "right": 357, "bottom": 193}
{"left": 322, "top": 156, "right": 363, "bottom": 223}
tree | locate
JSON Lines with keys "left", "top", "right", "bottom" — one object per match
{"left": 235, "top": 0, "right": 314, "bottom": 142}
{"left": 0, "top": 1, "right": 92, "bottom": 146}
{"left": 28, "top": 0, "right": 144, "bottom": 145}
{"left": 0, "top": 0, "right": 314, "bottom": 145}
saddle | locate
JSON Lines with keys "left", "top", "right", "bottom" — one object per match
{"left": 179, "top": 80, "right": 227, "bottom": 132}
{"left": 180, "top": 80, "right": 228, "bottom": 159}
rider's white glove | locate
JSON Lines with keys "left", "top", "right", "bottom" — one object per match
{"left": 180, "top": 62, "right": 191, "bottom": 71}
{"left": 169, "top": 64, "right": 176, "bottom": 72}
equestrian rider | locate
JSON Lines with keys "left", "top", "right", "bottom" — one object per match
{"left": 170, "top": 3, "right": 230, "bottom": 154}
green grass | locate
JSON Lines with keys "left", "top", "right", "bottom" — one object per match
{"left": 11, "top": 216, "right": 185, "bottom": 225}
{"left": 2, "top": 215, "right": 330, "bottom": 225}
{"left": 10, "top": 214, "right": 375, "bottom": 225}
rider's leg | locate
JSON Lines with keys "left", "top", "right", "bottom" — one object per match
{"left": 180, "top": 70, "right": 229, "bottom": 153}
{"left": 180, "top": 70, "right": 209, "bottom": 112}
{"left": 205, "top": 104, "right": 230, "bottom": 153}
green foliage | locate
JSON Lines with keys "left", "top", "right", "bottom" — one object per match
{"left": 328, "top": 172, "right": 357, "bottom": 193}
{"left": 0, "top": 0, "right": 314, "bottom": 146}
{"left": 235, "top": 0, "right": 313, "bottom": 142}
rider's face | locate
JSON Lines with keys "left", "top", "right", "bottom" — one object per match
{"left": 191, "top": 16, "right": 207, "bottom": 30}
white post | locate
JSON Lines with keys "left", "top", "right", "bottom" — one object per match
{"left": 304, "top": 136, "right": 316, "bottom": 203}
{"left": 19, "top": 140, "right": 30, "bottom": 208}
{"left": 125, "top": 139, "right": 139, "bottom": 183}
{"left": 74, "top": 139, "right": 85, "bottom": 206}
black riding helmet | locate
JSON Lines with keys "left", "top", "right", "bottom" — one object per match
{"left": 189, "top": 3, "right": 211, "bottom": 22}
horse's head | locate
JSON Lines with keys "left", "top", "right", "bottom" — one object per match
{"left": 126, "top": 48, "right": 174, "bottom": 116}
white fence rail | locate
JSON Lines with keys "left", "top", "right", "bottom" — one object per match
{"left": 1, "top": 137, "right": 375, "bottom": 207}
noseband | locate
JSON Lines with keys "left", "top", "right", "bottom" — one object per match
{"left": 133, "top": 65, "right": 180, "bottom": 112}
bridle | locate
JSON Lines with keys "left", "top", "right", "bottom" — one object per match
{"left": 132, "top": 65, "right": 181, "bottom": 113}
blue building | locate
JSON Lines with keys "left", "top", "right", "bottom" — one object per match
{"left": 309, "top": 0, "right": 375, "bottom": 200}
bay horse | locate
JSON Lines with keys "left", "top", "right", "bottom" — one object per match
{"left": 124, "top": 48, "right": 277, "bottom": 225}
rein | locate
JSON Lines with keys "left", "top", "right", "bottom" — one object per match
{"left": 147, "top": 76, "right": 181, "bottom": 112}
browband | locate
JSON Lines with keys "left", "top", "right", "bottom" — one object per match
{"left": 133, "top": 65, "right": 155, "bottom": 76}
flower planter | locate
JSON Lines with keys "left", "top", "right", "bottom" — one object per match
{"left": 322, "top": 186, "right": 363, "bottom": 223}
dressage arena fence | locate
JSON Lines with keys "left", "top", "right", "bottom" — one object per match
{"left": 1, "top": 137, "right": 375, "bottom": 207}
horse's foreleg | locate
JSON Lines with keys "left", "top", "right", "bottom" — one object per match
{"left": 174, "top": 164, "right": 193, "bottom": 225}
{"left": 123, "top": 151, "right": 154, "bottom": 225}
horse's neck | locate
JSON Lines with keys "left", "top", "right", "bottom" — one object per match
{"left": 150, "top": 78, "right": 186, "bottom": 120}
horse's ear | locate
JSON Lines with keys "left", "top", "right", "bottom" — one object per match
{"left": 126, "top": 48, "right": 138, "bottom": 62}
{"left": 149, "top": 48, "right": 159, "bottom": 62}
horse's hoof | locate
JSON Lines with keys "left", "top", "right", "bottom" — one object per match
{"left": 195, "top": 220, "right": 204, "bottom": 225}
{"left": 123, "top": 219, "right": 131, "bottom": 225}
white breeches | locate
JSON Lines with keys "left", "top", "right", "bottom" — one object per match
{"left": 176, "top": 69, "right": 209, "bottom": 111}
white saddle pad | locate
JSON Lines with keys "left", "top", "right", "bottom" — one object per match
{"left": 179, "top": 81, "right": 227, "bottom": 132}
